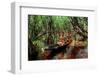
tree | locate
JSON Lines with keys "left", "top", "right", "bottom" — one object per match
{"left": 69, "top": 17, "right": 88, "bottom": 41}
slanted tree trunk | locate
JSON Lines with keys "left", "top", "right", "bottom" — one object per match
{"left": 69, "top": 17, "right": 88, "bottom": 41}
